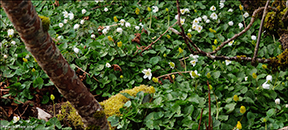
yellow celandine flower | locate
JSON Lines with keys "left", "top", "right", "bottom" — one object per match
{"left": 178, "top": 47, "right": 183, "bottom": 53}
{"left": 34, "top": 58, "right": 37, "bottom": 62}
{"left": 194, "top": 9, "right": 197, "bottom": 13}
{"left": 263, "top": 118, "right": 267, "bottom": 122}
{"left": 163, "top": 53, "right": 167, "bottom": 57}
{"left": 108, "top": 36, "right": 113, "bottom": 41}
{"left": 262, "top": 64, "right": 267, "bottom": 69}
{"left": 152, "top": 77, "right": 158, "bottom": 83}
{"left": 117, "top": 41, "right": 122, "bottom": 47}
{"left": 135, "top": 8, "right": 140, "bottom": 15}
{"left": 209, "top": 85, "right": 213, "bottom": 90}
{"left": 240, "top": 106, "right": 246, "bottom": 114}
{"left": 206, "top": 72, "right": 211, "bottom": 79}
{"left": 166, "top": 8, "right": 169, "bottom": 12}
{"left": 113, "top": 16, "right": 118, "bottom": 22}
{"left": 120, "top": 75, "right": 123, "bottom": 79}
{"left": 32, "top": 68, "right": 36, "bottom": 72}
{"left": 187, "top": 33, "right": 192, "bottom": 38}
{"left": 237, "top": 121, "right": 242, "bottom": 129}
{"left": 214, "top": 39, "right": 218, "bottom": 45}
{"left": 171, "top": 74, "right": 175, "bottom": 79}
{"left": 209, "top": 28, "right": 216, "bottom": 33}
{"left": 50, "top": 94, "right": 55, "bottom": 100}
{"left": 233, "top": 95, "right": 239, "bottom": 102}
{"left": 239, "top": 5, "right": 243, "bottom": 11}
{"left": 252, "top": 73, "right": 257, "bottom": 79}
{"left": 166, "top": 34, "right": 171, "bottom": 39}
{"left": 147, "top": 7, "right": 151, "bottom": 12}
{"left": 23, "top": 58, "right": 28, "bottom": 63}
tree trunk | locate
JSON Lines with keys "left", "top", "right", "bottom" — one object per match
{"left": 1, "top": 0, "right": 109, "bottom": 129}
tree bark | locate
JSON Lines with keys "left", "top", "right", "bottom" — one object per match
{"left": 1, "top": 0, "right": 109, "bottom": 129}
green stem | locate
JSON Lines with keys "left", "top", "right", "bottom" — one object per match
{"left": 149, "top": 12, "right": 152, "bottom": 29}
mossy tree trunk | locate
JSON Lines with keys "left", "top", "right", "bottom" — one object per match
{"left": 1, "top": 0, "right": 109, "bottom": 129}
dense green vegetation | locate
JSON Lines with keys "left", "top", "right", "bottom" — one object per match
{"left": 1, "top": 0, "right": 288, "bottom": 129}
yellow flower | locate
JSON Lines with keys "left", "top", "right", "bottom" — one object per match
{"left": 34, "top": 58, "right": 37, "bottom": 62}
{"left": 113, "top": 16, "right": 118, "bottom": 22}
{"left": 209, "top": 28, "right": 216, "bottom": 33}
{"left": 150, "top": 86, "right": 156, "bottom": 93}
{"left": 166, "top": 8, "right": 169, "bottom": 12}
{"left": 171, "top": 74, "right": 175, "bottom": 79}
{"left": 178, "top": 47, "right": 183, "bottom": 53}
{"left": 237, "top": 121, "right": 242, "bottom": 129}
{"left": 32, "top": 68, "right": 36, "bottom": 72}
{"left": 50, "top": 94, "right": 55, "bottom": 100}
{"left": 252, "top": 73, "right": 257, "bottom": 79}
{"left": 108, "top": 36, "right": 113, "bottom": 41}
{"left": 120, "top": 75, "right": 123, "bottom": 79}
{"left": 240, "top": 106, "right": 246, "bottom": 114}
{"left": 117, "top": 41, "right": 122, "bottom": 47}
{"left": 209, "top": 85, "right": 213, "bottom": 90}
{"left": 135, "top": 8, "right": 140, "bottom": 15}
{"left": 262, "top": 64, "right": 267, "bottom": 69}
{"left": 163, "top": 53, "right": 167, "bottom": 57}
{"left": 233, "top": 95, "right": 239, "bottom": 102}
{"left": 166, "top": 34, "right": 171, "bottom": 39}
{"left": 152, "top": 77, "right": 158, "bottom": 83}
{"left": 194, "top": 9, "right": 197, "bottom": 13}
{"left": 23, "top": 58, "right": 28, "bottom": 63}
{"left": 239, "top": 5, "right": 243, "bottom": 11}
{"left": 187, "top": 33, "right": 192, "bottom": 38}
{"left": 263, "top": 118, "right": 267, "bottom": 122}
{"left": 206, "top": 72, "right": 211, "bottom": 79}
{"left": 214, "top": 39, "right": 218, "bottom": 45}
{"left": 191, "top": 71, "right": 197, "bottom": 77}
{"left": 147, "top": 7, "right": 151, "bottom": 12}
{"left": 212, "top": 45, "right": 216, "bottom": 51}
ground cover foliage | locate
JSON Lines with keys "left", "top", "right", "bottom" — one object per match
{"left": 0, "top": 0, "right": 288, "bottom": 129}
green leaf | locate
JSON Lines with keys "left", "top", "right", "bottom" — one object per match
{"left": 33, "top": 77, "right": 44, "bottom": 89}
{"left": 266, "top": 108, "right": 275, "bottom": 117}
{"left": 149, "top": 56, "right": 159, "bottom": 65}
{"left": 212, "top": 71, "right": 221, "bottom": 79}
{"left": 224, "top": 103, "right": 237, "bottom": 113}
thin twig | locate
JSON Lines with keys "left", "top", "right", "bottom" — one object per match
{"left": 156, "top": 71, "right": 191, "bottom": 79}
{"left": 175, "top": 0, "right": 194, "bottom": 54}
{"left": 210, "top": 6, "right": 277, "bottom": 55}
{"left": 252, "top": 0, "right": 271, "bottom": 65}
{"left": 198, "top": 108, "right": 204, "bottom": 130}
{"left": 140, "top": 21, "right": 178, "bottom": 54}
{"left": 75, "top": 65, "right": 99, "bottom": 82}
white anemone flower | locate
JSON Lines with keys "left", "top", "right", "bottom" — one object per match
{"left": 243, "top": 12, "right": 249, "bottom": 18}
{"left": 73, "top": 24, "right": 80, "bottom": 30}
{"left": 116, "top": 28, "right": 123, "bottom": 33}
{"left": 238, "top": 23, "right": 243, "bottom": 29}
{"left": 210, "top": 12, "right": 218, "bottom": 20}
{"left": 142, "top": 68, "right": 152, "bottom": 80}
{"left": 202, "top": 15, "right": 208, "bottom": 21}
{"left": 195, "top": 25, "right": 203, "bottom": 33}
{"left": 73, "top": 47, "right": 79, "bottom": 53}
{"left": 135, "top": 26, "right": 140, "bottom": 30}
{"left": 104, "top": 7, "right": 108, "bottom": 12}
{"left": 266, "top": 75, "right": 272, "bottom": 82}
{"left": 59, "top": 23, "right": 64, "bottom": 28}
{"left": 8, "top": 29, "right": 14, "bottom": 37}
{"left": 262, "top": 81, "right": 270, "bottom": 89}
{"left": 219, "top": 2, "right": 224, "bottom": 9}
{"left": 228, "top": 40, "right": 234, "bottom": 46}
{"left": 125, "top": 22, "right": 131, "bottom": 27}
{"left": 169, "top": 62, "right": 175, "bottom": 69}
{"left": 106, "top": 63, "right": 111, "bottom": 68}
{"left": 82, "top": 9, "right": 87, "bottom": 14}
{"left": 11, "top": 41, "right": 16, "bottom": 45}
{"left": 190, "top": 70, "right": 200, "bottom": 79}
{"left": 225, "top": 60, "right": 231, "bottom": 65}
{"left": 275, "top": 98, "right": 280, "bottom": 105}
{"left": 251, "top": 35, "right": 257, "bottom": 40}
{"left": 228, "top": 9, "right": 233, "bottom": 12}
{"left": 228, "top": 21, "right": 234, "bottom": 26}
{"left": 13, "top": 115, "right": 20, "bottom": 123}
{"left": 190, "top": 59, "right": 198, "bottom": 67}
{"left": 152, "top": 6, "right": 159, "bottom": 13}
{"left": 80, "top": 20, "right": 85, "bottom": 25}
{"left": 210, "top": 5, "right": 216, "bottom": 11}
{"left": 63, "top": 11, "right": 69, "bottom": 18}
{"left": 68, "top": 12, "right": 74, "bottom": 20}
{"left": 91, "top": 34, "right": 95, "bottom": 39}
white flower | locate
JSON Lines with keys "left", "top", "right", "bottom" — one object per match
{"left": 8, "top": 29, "right": 14, "bottom": 37}
{"left": 190, "top": 59, "right": 198, "bottom": 67}
{"left": 238, "top": 23, "right": 243, "bottom": 29}
{"left": 193, "top": 18, "right": 199, "bottom": 25}
{"left": 120, "top": 19, "right": 125, "bottom": 26}
{"left": 142, "top": 68, "right": 152, "bottom": 80}
{"left": 210, "top": 5, "right": 216, "bottom": 11}
{"left": 64, "top": 19, "right": 68, "bottom": 24}
{"left": 251, "top": 35, "right": 257, "bottom": 40}
{"left": 243, "top": 12, "right": 249, "bottom": 18}
{"left": 63, "top": 11, "right": 69, "bottom": 18}
{"left": 152, "top": 6, "right": 159, "bottom": 13}
{"left": 189, "top": 54, "right": 199, "bottom": 59}
{"left": 210, "top": 12, "right": 218, "bottom": 20}
{"left": 190, "top": 70, "right": 200, "bottom": 79}
{"left": 206, "top": 19, "right": 210, "bottom": 23}
{"left": 73, "top": 24, "right": 80, "bottom": 30}
{"left": 195, "top": 25, "right": 203, "bottom": 33}
{"left": 275, "top": 98, "right": 280, "bottom": 105}
{"left": 68, "top": 12, "right": 74, "bottom": 20}
{"left": 245, "top": 77, "right": 248, "bottom": 81}
{"left": 262, "top": 81, "right": 270, "bottom": 89}
{"left": 91, "top": 34, "right": 95, "bottom": 39}
{"left": 228, "top": 21, "right": 234, "bottom": 26}
{"left": 286, "top": 104, "right": 288, "bottom": 108}
{"left": 11, "top": 41, "right": 16, "bottom": 45}
{"left": 180, "top": 18, "right": 185, "bottom": 25}
{"left": 57, "top": 36, "right": 62, "bottom": 40}
{"left": 3, "top": 54, "right": 8, "bottom": 59}
{"left": 219, "top": 2, "right": 224, "bottom": 9}
{"left": 104, "top": 7, "right": 108, "bottom": 12}
{"left": 25, "top": 54, "right": 30, "bottom": 59}
{"left": 202, "top": 15, "right": 208, "bottom": 21}
{"left": 169, "top": 62, "right": 175, "bottom": 69}
{"left": 105, "top": 26, "right": 110, "bottom": 31}
{"left": 228, "top": 8, "right": 233, "bottom": 12}
{"left": 135, "top": 26, "right": 140, "bottom": 30}
{"left": 125, "top": 22, "right": 131, "bottom": 27}
{"left": 80, "top": 20, "right": 85, "bottom": 25}
{"left": 116, "top": 27, "right": 123, "bottom": 33}
{"left": 106, "top": 63, "right": 111, "bottom": 68}
{"left": 266, "top": 75, "right": 272, "bottom": 82}
{"left": 82, "top": 9, "right": 87, "bottom": 14}
{"left": 185, "top": 8, "right": 190, "bottom": 13}
{"left": 139, "top": 23, "right": 144, "bottom": 27}
{"left": 225, "top": 60, "right": 231, "bottom": 65}
{"left": 188, "top": 29, "right": 192, "bottom": 32}
{"left": 102, "top": 28, "right": 108, "bottom": 35}
{"left": 220, "top": 0, "right": 226, "bottom": 3}
{"left": 228, "top": 40, "right": 234, "bottom": 46}
{"left": 59, "top": 23, "right": 64, "bottom": 28}
{"left": 180, "top": 9, "right": 185, "bottom": 14}
{"left": 73, "top": 47, "right": 79, "bottom": 53}
{"left": 192, "top": 24, "right": 197, "bottom": 30}
{"left": 13, "top": 115, "right": 20, "bottom": 123}
{"left": 175, "top": 14, "right": 179, "bottom": 20}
